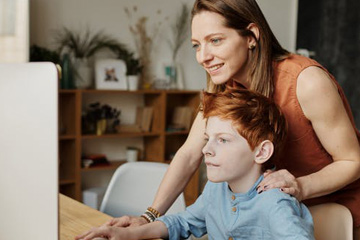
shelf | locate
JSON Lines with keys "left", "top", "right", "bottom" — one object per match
{"left": 81, "top": 132, "right": 161, "bottom": 139}
{"left": 59, "top": 134, "right": 76, "bottom": 140}
{"left": 165, "top": 130, "right": 190, "bottom": 135}
{"left": 60, "top": 179, "right": 76, "bottom": 185}
{"left": 58, "top": 89, "right": 200, "bottom": 204}
{"left": 81, "top": 89, "right": 163, "bottom": 95}
{"left": 59, "top": 89, "right": 77, "bottom": 94}
{"left": 81, "top": 160, "right": 126, "bottom": 172}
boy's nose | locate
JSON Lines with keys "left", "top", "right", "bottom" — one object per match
{"left": 202, "top": 142, "right": 214, "bottom": 157}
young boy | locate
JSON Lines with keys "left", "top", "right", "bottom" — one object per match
{"left": 78, "top": 88, "right": 314, "bottom": 240}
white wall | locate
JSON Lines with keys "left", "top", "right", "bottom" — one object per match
{"left": 30, "top": 0, "right": 297, "bottom": 91}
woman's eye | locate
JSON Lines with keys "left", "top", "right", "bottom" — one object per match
{"left": 192, "top": 43, "right": 200, "bottom": 50}
{"left": 219, "top": 138, "right": 228, "bottom": 143}
{"left": 211, "top": 38, "right": 222, "bottom": 45}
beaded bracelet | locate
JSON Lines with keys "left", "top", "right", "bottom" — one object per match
{"left": 147, "top": 207, "right": 161, "bottom": 218}
{"left": 146, "top": 210, "right": 157, "bottom": 220}
{"left": 141, "top": 213, "right": 154, "bottom": 223}
{"left": 140, "top": 214, "right": 151, "bottom": 223}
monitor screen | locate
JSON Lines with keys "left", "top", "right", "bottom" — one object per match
{"left": 0, "top": 62, "right": 58, "bottom": 240}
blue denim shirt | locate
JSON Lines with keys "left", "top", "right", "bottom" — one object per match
{"left": 158, "top": 176, "right": 314, "bottom": 240}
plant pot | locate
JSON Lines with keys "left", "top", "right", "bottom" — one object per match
{"left": 127, "top": 75, "right": 139, "bottom": 91}
{"left": 96, "top": 119, "right": 107, "bottom": 136}
{"left": 74, "top": 58, "right": 93, "bottom": 89}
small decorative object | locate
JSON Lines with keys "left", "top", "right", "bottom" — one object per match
{"left": 96, "top": 119, "right": 107, "bottom": 136}
{"left": 95, "top": 59, "right": 127, "bottom": 90}
{"left": 82, "top": 102, "right": 121, "bottom": 135}
{"left": 81, "top": 154, "right": 110, "bottom": 168}
{"left": 127, "top": 75, "right": 139, "bottom": 91}
{"left": 167, "top": 3, "right": 190, "bottom": 89}
{"left": 126, "top": 147, "right": 139, "bottom": 162}
{"left": 60, "top": 53, "right": 74, "bottom": 89}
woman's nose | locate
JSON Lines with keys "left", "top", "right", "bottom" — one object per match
{"left": 197, "top": 45, "right": 213, "bottom": 65}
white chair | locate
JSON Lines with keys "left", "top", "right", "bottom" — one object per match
{"left": 100, "top": 161, "right": 187, "bottom": 217}
{"left": 309, "top": 203, "right": 353, "bottom": 240}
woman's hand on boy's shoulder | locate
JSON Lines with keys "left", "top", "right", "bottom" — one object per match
{"left": 257, "top": 169, "right": 303, "bottom": 201}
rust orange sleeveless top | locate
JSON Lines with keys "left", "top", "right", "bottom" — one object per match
{"left": 272, "top": 54, "right": 360, "bottom": 226}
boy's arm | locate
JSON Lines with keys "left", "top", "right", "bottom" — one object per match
{"left": 268, "top": 195, "right": 315, "bottom": 240}
{"left": 156, "top": 182, "right": 212, "bottom": 239}
{"left": 77, "top": 221, "right": 168, "bottom": 240}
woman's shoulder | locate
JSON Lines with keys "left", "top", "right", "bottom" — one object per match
{"left": 275, "top": 54, "right": 322, "bottom": 76}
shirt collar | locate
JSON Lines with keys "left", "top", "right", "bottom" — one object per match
{"left": 227, "top": 175, "right": 264, "bottom": 203}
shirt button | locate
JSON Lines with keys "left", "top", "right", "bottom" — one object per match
{"left": 232, "top": 207, "right": 237, "bottom": 212}
{"left": 229, "top": 237, "right": 234, "bottom": 240}
{"left": 231, "top": 195, "right": 236, "bottom": 200}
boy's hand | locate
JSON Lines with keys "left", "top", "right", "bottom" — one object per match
{"left": 258, "top": 169, "right": 303, "bottom": 201}
{"left": 75, "top": 226, "right": 131, "bottom": 240}
{"left": 103, "top": 216, "right": 148, "bottom": 227}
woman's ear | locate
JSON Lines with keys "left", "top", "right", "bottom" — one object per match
{"left": 247, "top": 23, "right": 260, "bottom": 48}
{"left": 254, "top": 140, "right": 274, "bottom": 164}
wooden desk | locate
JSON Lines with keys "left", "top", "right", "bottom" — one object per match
{"left": 60, "top": 194, "right": 161, "bottom": 240}
{"left": 60, "top": 194, "right": 112, "bottom": 240}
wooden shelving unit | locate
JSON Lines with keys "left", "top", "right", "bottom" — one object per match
{"left": 58, "top": 89, "right": 200, "bottom": 206}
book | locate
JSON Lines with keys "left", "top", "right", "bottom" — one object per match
{"left": 171, "top": 106, "right": 193, "bottom": 131}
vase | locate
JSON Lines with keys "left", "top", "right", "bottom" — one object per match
{"left": 165, "top": 62, "right": 185, "bottom": 89}
{"left": 74, "top": 58, "right": 93, "bottom": 89}
{"left": 60, "top": 53, "right": 74, "bottom": 89}
{"left": 175, "top": 63, "right": 185, "bottom": 90}
{"left": 127, "top": 75, "right": 140, "bottom": 91}
{"left": 165, "top": 65, "right": 177, "bottom": 89}
{"left": 96, "top": 119, "right": 107, "bottom": 136}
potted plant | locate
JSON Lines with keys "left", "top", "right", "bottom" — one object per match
{"left": 117, "top": 50, "right": 143, "bottom": 91}
{"left": 54, "top": 27, "right": 128, "bottom": 89}
{"left": 82, "top": 102, "right": 121, "bottom": 135}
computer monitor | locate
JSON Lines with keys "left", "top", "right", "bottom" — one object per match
{"left": 0, "top": 62, "right": 59, "bottom": 240}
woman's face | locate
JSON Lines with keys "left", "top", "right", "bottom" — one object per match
{"left": 191, "top": 11, "right": 252, "bottom": 86}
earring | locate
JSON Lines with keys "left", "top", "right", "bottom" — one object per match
{"left": 249, "top": 44, "right": 256, "bottom": 50}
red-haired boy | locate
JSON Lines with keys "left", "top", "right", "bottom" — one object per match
{"left": 77, "top": 88, "right": 314, "bottom": 240}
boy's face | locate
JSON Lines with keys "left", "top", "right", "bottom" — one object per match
{"left": 202, "top": 116, "right": 260, "bottom": 192}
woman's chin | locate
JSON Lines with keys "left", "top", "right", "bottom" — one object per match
{"left": 210, "top": 76, "right": 229, "bottom": 85}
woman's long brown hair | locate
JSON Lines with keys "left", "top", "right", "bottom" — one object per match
{"left": 191, "top": 0, "right": 290, "bottom": 98}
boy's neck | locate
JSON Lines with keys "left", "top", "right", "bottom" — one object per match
{"left": 227, "top": 168, "right": 263, "bottom": 193}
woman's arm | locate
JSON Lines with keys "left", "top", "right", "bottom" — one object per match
{"left": 105, "top": 112, "right": 207, "bottom": 227}
{"left": 152, "top": 112, "right": 207, "bottom": 214}
{"left": 258, "top": 66, "right": 360, "bottom": 200}
{"left": 296, "top": 66, "right": 360, "bottom": 199}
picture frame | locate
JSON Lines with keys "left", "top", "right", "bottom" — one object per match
{"left": 95, "top": 58, "right": 127, "bottom": 90}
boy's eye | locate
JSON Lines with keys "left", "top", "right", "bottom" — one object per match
{"left": 204, "top": 137, "right": 209, "bottom": 142}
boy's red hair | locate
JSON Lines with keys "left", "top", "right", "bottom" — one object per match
{"left": 202, "top": 87, "right": 287, "bottom": 170}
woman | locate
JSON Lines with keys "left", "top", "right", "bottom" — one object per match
{"left": 81, "top": 0, "right": 360, "bottom": 238}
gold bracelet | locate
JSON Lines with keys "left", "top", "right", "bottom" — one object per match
{"left": 147, "top": 207, "right": 161, "bottom": 218}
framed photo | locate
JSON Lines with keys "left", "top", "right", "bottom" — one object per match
{"left": 95, "top": 59, "right": 127, "bottom": 90}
